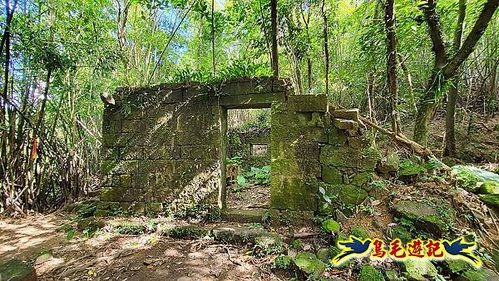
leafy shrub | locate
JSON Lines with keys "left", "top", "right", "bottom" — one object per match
{"left": 399, "top": 159, "right": 426, "bottom": 176}
{"left": 272, "top": 255, "right": 293, "bottom": 270}
{"left": 233, "top": 165, "right": 271, "bottom": 191}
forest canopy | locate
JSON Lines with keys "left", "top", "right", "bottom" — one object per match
{"left": 0, "top": 0, "right": 497, "bottom": 213}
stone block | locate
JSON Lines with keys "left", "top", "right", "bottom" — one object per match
{"left": 212, "top": 93, "right": 284, "bottom": 108}
{"left": 324, "top": 183, "right": 368, "bottom": 206}
{"left": 220, "top": 78, "right": 273, "bottom": 96}
{"left": 100, "top": 187, "right": 144, "bottom": 202}
{"left": 322, "top": 166, "right": 343, "bottom": 184}
{"left": 112, "top": 160, "right": 138, "bottom": 174}
{"left": 331, "top": 109, "right": 360, "bottom": 120}
{"left": 145, "top": 202, "right": 163, "bottom": 213}
{"left": 142, "top": 88, "right": 182, "bottom": 106}
{"left": 348, "top": 136, "right": 368, "bottom": 149}
{"left": 102, "top": 134, "right": 119, "bottom": 147}
{"left": 100, "top": 160, "right": 117, "bottom": 175}
{"left": 333, "top": 118, "right": 359, "bottom": 131}
{"left": 180, "top": 145, "right": 219, "bottom": 160}
{"left": 183, "top": 85, "right": 211, "bottom": 101}
{"left": 0, "top": 260, "right": 37, "bottom": 281}
{"left": 352, "top": 172, "right": 374, "bottom": 187}
{"left": 101, "top": 146, "right": 119, "bottom": 160}
{"left": 270, "top": 176, "right": 317, "bottom": 211}
{"left": 289, "top": 95, "right": 327, "bottom": 112}
{"left": 327, "top": 126, "right": 348, "bottom": 146}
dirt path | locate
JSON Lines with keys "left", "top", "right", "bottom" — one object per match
{"left": 0, "top": 213, "right": 67, "bottom": 264}
{"left": 0, "top": 215, "right": 283, "bottom": 280}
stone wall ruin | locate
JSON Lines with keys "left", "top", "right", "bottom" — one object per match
{"left": 99, "top": 77, "right": 380, "bottom": 215}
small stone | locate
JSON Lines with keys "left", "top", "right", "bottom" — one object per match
{"left": 316, "top": 248, "right": 331, "bottom": 263}
{"left": 34, "top": 253, "right": 53, "bottom": 265}
{"left": 293, "top": 252, "right": 326, "bottom": 279}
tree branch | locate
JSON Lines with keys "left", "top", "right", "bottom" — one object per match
{"left": 420, "top": 0, "right": 447, "bottom": 68}
{"left": 444, "top": 0, "right": 499, "bottom": 77}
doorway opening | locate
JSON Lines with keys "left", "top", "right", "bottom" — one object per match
{"left": 224, "top": 108, "right": 271, "bottom": 210}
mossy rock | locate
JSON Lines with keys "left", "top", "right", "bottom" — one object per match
{"left": 392, "top": 200, "right": 454, "bottom": 237}
{"left": 0, "top": 260, "right": 37, "bottom": 281}
{"left": 491, "top": 249, "right": 499, "bottom": 271}
{"left": 479, "top": 194, "right": 499, "bottom": 208}
{"left": 388, "top": 225, "right": 412, "bottom": 243}
{"left": 316, "top": 248, "right": 332, "bottom": 263}
{"left": 456, "top": 268, "right": 499, "bottom": 281}
{"left": 293, "top": 251, "right": 326, "bottom": 279}
{"left": 478, "top": 181, "right": 499, "bottom": 195}
{"left": 322, "top": 219, "right": 341, "bottom": 234}
{"left": 255, "top": 234, "right": 284, "bottom": 255}
{"left": 322, "top": 166, "right": 343, "bottom": 184}
{"left": 399, "top": 159, "right": 426, "bottom": 177}
{"left": 446, "top": 259, "right": 472, "bottom": 274}
{"left": 164, "top": 225, "right": 209, "bottom": 239}
{"left": 385, "top": 269, "right": 404, "bottom": 281}
{"left": 377, "top": 153, "right": 400, "bottom": 178}
{"left": 358, "top": 265, "right": 384, "bottom": 281}
{"left": 325, "top": 184, "right": 369, "bottom": 206}
{"left": 402, "top": 259, "right": 438, "bottom": 281}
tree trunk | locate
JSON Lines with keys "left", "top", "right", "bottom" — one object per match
{"left": 443, "top": 0, "right": 466, "bottom": 157}
{"left": 384, "top": 0, "right": 400, "bottom": 134}
{"left": 211, "top": 0, "right": 216, "bottom": 76}
{"left": 270, "top": 0, "right": 278, "bottom": 77}
{"left": 397, "top": 53, "right": 417, "bottom": 114}
{"left": 413, "top": 0, "right": 498, "bottom": 144}
{"left": 321, "top": 0, "right": 329, "bottom": 96}
{"left": 307, "top": 58, "right": 312, "bottom": 93}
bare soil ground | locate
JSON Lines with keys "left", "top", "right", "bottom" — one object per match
{"left": 0, "top": 214, "right": 288, "bottom": 280}
{"left": 226, "top": 184, "right": 270, "bottom": 210}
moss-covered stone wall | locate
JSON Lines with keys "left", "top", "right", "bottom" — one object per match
{"left": 100, "top": 77, "right": 378, "bottom": 214}
{"left": 100, "top": 78, "right": 287, "bottom": 213}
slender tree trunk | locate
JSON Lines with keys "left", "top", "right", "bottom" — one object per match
{"left": 397, "top": 53, "right": 417, "bottom": 114}
{"left": 384, "top": 0, "right": 401, "bottom": 134}
{"left": 414, "top": 0, "right": 498, "bottom": 144}
{"left": 444, "top": 0, "right": 466, "bottom": 157}
{"left": 321, "top": 0, "right": 329, "bottom": 96}
{"left": 270, "top": 0, "right": 278, "bottom": 77}
{"left": 307, "top": 58, "right": 312, "bottom": 93}
{"left": 211, "top": 0, "right": 216, "bottom": 76}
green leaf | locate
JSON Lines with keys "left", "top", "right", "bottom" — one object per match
{"left": 66, "top": 229, "right": 75, "bottom": 240}
{"left": 236, "top": 175, "right": 247, "bottom": 185}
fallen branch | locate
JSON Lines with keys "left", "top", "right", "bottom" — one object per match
{"left": 359, "top": 116, "right": 435, "bottom": 159}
